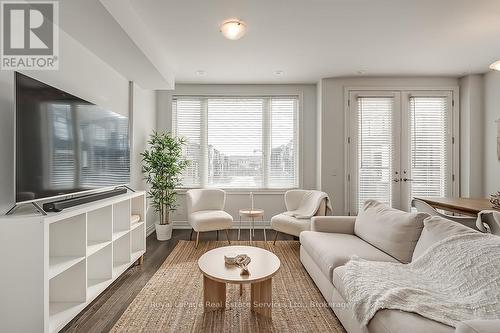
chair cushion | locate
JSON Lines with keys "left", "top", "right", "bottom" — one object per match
{"left": 300, "top": 231, "right": 397, "bottom": 282}
{"left": 355, "top": 200, "right": 429, "bottom": 263}
{"left": 333, "top": 266, "right": 453, "bottom": 333}
{"left": 271, "top": 214, "right": 310, "bottom": 237}
{"left": 412, "top": 216, "right": 478, "bottom": 261}
{"left": 189, "top": 210, "right": 233, "bottom": 232}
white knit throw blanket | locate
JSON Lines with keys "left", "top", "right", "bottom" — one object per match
{"left": 342, "top": 233, "right": 500, "bottom": 328}
{"left": 283, "top": 191, "right": 332, "bottom": 219}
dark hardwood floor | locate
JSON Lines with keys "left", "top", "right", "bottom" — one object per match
{"left": 61, "top": 228, "right": 293, "bottom": 333}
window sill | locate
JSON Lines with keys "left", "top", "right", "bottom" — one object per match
{"left": 175, "top": 188, "right": 298, "bottom": 195}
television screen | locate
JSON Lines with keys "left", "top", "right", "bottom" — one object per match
{"left": 15, "top": 72, "right": 130, "bottom": 203}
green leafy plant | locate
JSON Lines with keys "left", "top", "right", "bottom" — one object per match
{"left": 141, "top": 131, "right": 189, "bottom": 225}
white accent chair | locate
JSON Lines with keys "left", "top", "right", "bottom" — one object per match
{"left": 271, "top": 189, "right": 328, "bottom": 244}
{"left": 186, "top": 189, "right": 233, "bottom": 248}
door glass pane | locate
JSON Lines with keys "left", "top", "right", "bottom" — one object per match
{"left": 409, "top": 97, "right": 449, "bottom": 198}
{"left": 357, "top": 97, "right": 394, "bottom": 211}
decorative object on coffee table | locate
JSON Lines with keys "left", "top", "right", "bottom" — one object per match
{"left": 198, "top": 245, "right": 280, "bottom": 318}
{"left": 225, "top": 253, "right": 251, "bottom": 275}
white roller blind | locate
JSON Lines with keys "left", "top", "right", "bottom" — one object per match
{"left": 207, "top": 98, "right": 263, "bottom": 188}
{"left": 172, "top": 98, "right": 202, "bottom": 187}
{"left": 357, "top": 97, "right": 394, "bottom": 211}
{"left": 270, "top": 98, "right": 297, "bottom": 188}
{"left": 409, "top": 96, "right": 449, "bottom": 197}
{"left": 173, "top": 96, "right": 298, "bottom": 189}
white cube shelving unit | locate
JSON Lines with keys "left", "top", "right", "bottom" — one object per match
{"left": 0, "top": 191, "right": 147, "bottom": 333}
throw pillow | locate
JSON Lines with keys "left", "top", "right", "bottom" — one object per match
{"left": 354, "top": 200, "right": 429, "bottom": 263}
{"left": 412, "top": 215, "right": 478, "bottom": 261}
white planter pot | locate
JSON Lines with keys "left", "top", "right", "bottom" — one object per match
{"left": 155, "top": 223, "right": 173, "bottom": 241}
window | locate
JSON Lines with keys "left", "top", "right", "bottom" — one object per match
{"left": 173, "top": 96, "right": 299, "bottom": 189}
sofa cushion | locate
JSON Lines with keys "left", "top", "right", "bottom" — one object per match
{"left": 369, "top": 309, "right": 454, "bottom": 333}
{"left": 333, "top": 266, "right": 453, "bottom": 333}
{"left": 332, "top": 265, "right": 348, "bottom": 297}
{"left": 271, "top": 214, "right": 310, "bottom": 237}
{"left": 354, "top": 200, "right": 429, "bottom": 263}
{"left": 300, "top": 231, "right": 397, "bottom": 282}
{"left": 412, "top": 216, "right": 478, "bottom": 261}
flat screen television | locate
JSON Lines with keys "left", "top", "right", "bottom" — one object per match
{"left": 15, "top": 72, "right": 130, "bottom": 203}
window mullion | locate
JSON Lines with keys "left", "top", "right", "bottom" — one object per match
{"left": 262, "top": 98, "right": 271, "bottom": 188}
{"left": 201, "top": 98, "right": 208, "bottom": 187}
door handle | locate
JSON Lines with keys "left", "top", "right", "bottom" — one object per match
{"left": 403, "top": 178, "right": 414, "bottom": 182}
{"left": 392, "top": 178, "right": 400, "bottom": 183}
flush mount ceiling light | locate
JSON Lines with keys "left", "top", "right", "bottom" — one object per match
{"left": 220, "top": 19, "right": 247, "bottom": 40}
{"left": 490, "top": 60, "right": 500, "bottom": 71}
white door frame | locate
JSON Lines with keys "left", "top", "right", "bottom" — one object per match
{"left": 344, "top": 86, "right": 459, "bottom": 215}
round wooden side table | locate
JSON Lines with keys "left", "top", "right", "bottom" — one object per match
{"left": 198, "top": 245, "right": 281, "bottom": 318}
{"left": 238, "top": 208, "right": 266, "bottom": 242}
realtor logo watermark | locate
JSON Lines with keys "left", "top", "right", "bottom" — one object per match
{"left": 1, "top": 1, "right": 58, "bottom": 70}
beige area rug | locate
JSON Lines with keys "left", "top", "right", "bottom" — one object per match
{"left": 111, "top": 241, "right": 346, "bottom": 333}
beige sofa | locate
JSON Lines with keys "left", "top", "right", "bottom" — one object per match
{"left": 300, "top": 201, "right": 500, "bottom": 333}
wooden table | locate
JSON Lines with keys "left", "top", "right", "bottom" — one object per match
{"left": 198, "top": 245, "right": 280, "bottom": 318}
{"left": 414, "top": 197, "right": 497, "bottom": 217}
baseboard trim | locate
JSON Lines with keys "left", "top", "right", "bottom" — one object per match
{"left": 146, "top": 220, "right": 272, "bottom": 234}
{"left": 146, "top": 224, "right": 155, "bottom": 236}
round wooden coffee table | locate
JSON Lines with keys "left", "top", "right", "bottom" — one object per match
{"left": 198, "top": 245, "right": 281, "bottom": 318}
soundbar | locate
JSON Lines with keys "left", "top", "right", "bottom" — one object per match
{"left": 43, "top": 188, "right": 128, "bottom": 212}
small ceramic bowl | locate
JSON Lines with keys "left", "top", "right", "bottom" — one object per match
{"left": 224, "top": 253, "right": 238, "bottom": 265}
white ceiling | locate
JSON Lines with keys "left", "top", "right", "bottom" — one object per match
{"left": 102, "top": 0, "right": 500, "bottom": 85}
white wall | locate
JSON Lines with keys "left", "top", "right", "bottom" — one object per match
{"left": 156, "top": 84, "right": 317, "bottom": 227}
{"left": 319, "top": 77, "right": 459, "bottom": 215}
{"left": 483, "top": 72, "right": 500, "bottom": 195}
{"left": 130, "top": 82, "right": 157, "bottom": 230}
{"left": 0, "top": 27, "right": 157, "bottom": 215}
{"left": 459, "top": 75, "right": 484, "bottom": 197}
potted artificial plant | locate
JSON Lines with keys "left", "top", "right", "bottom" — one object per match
{"left": 141, "top": 131, "right": 188, "bottom": 241}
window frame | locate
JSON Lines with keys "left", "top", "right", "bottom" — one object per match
{"left": 172, "top": 94, "right": 302, "bottom": 191}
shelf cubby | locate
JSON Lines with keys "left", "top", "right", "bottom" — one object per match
{"left": 131, "top": 195, "right": 145, "bottom": 223}
{"left": 113, "top": 200, "right": 131, "bottom": 234}
{"left": 87, "top": 206, "right": 112, "bottom": 256}
{"left": 49, "top": 214, "right": 86, "bottom": 280}
{"left": 49, "top": 260, "right": 86, "bottom": 332}
{"left": 113, "top": 232, "right": 131, "bottom": 277}
{"left": 131, "top": 222, "right": 146, "bottom": 261}
{"left": 87, "top": 243, "right": 112, "bottom": 301}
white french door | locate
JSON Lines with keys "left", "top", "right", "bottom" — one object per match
{"left": 348, "top": 90, "right": 457, "bottom": 214}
